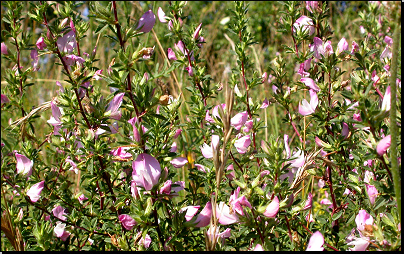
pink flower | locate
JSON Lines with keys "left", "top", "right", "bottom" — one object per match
{"left": 384, "top": 35, "right": 393, "bottom": 47}
{"left": 364, "top": 170, "right": 375, "bottom": 184}
{"left": 128, "top": 117, "right": 142, "bottom": 142}
{"left": 216, "top": 202, "right": 239, "bottom": 225}
{"left": 353, "top": 113, "right": 362, "bottom": 122}
{"left": 1, "top": 42, "right": 8, "bottom": 55}
{"left": 336, "top": 37, "right": 349, "bottom": 56}
{"left": 381, "top": 86, "right": 391, "bottom": 111}
{"left": 303, "top": 193, "right": 313, "bottom": 210}
{"left": 138, "top": 232, "right": 152, "bottom": 248}
{"left": 54, "top": 221, "right": 71, "bottom": 241}
{"left": 65, "top": 156, "right": 79, "bottom": 174}
{"left": 355, "top": 209, "right": 373, "bottom": 232}
{"left": 260, "top": 98, "right": 269, "bottom": 109}
{"left": 173, "top": 129, "right": 182, "bottom": 139}
{"left": 347, "top": 236, "right": 370, "bottom": 251}
{"left": 229, "top": 187, "right": 252, "bottom": 216}
{"left": 197, "top": 36, "right": 205, "bottom": 48}
{"left": 261, "top": 72, "right": 268, "bottom": 83}
{"left": 297, "top": 62, "right": 310, "bottom": 77}
{"left": 293, "top": 16, "right": 315, "bottom": 36}
{"left": 305, "top": 1, "right": 319, "bottom": 13}
{"left": 194, "top": 164, "right": 209, "bottom": 173}
{"left": 366, "top": 184, "right": 378, "bottom": 205}
{"left": 194, "top": 201, "right": 213, "bottom": 227}
{"left": 170, "top": 142, "right": 177, "bottom": 153}
{"left": 15, "top": 152, "right": 33, "bottom": 176}
{"left": 380, "top": 46, "right": 392, "bottom": 60}
{"left": 300, "top": 78, "right": 320, "bottom": 92}
{"left": 31, "top": 49, "right": 39, "bottom": 71}
{"left": 230, "top": 111, "right": 248, "bottom": 130}
{"left": 298, "top": 89, "right": 318, "bottom": 115}
{"left": 52, "top": 205, "right": 67, "bottom": 221}
{"left": 185, "top": 65, "right": 193, "bottom": 76}
{"left": 1, "top": 94, "right": 10, "bottom": 104}
{"left": 137, "top": 10, "right": 156, "bottom": 33}
{"left": 26, "top": 181, "right": 45, "bottom": 202}
{"left": 306, "top": 213, "right": 315, "bottom": 223}
{"left": 200, "top": 135, "right": 220, "bottom": 159}
{"left": 376, "top": 135, "right": 391, "bottom": 156}
{"left": 253, "top": 244, "right": 264, "bottom": 251}
{"left": 47, "top": 101, "right": 63, "bottom": 135}
{"left": 93, "top": 69, "right": 103, "bottom": 80}
{"left": 167, "top": 48, "right": 177, "bottom": 60}
{"left": 206, "top": 225, "right": 231, "bottom": 245}
{"left": 263, "top": 196, "right": 279, "bottom": 218}
{"left": 170, "top": 157, "right": 188, "bottom": 168}
{"left": 306, "top": 231, "right": 324, "bottom": 251}
{"left": 193, "top": 23, "right": 202, "bottom": 40}
{"left": 36, "top": 37, "right": 47, "bottom": 50}
{"left": 351, "top": 41, "right": 359, "bottom": 54}
{"left": 132, "top": 153, "right": 161, "bottom": 191}
{"left": 179, "top": 205, "right": 201, "bottom": 221}
{"left": 290, "top": 149, "right": 305, "bottom": 168}
{"left": 243, "top": 120, "right": 253, "bottom": 133}
{"left": 341, "top": 122, "right": 349, "bottom": 138}
{"left": 157, "top": 7, "right": 168, "bottom": 23}
{"left": 323, "top": 40, "right": 333, "bottom": 56}
{"left": 118, "top": 214, "right": 137, "bottom": 230}
{"left": 226, "top": 164, "right": 235, "bottom": 180}
{"left": 78, "top": 194, "right": 88, "bottom": 204}
{"left": 318, "top": 179, "right": 325, "bottom": 188}
{"left": 106, "top": 92, "right": 124, "bottom": 120}
{"left": 234, "top": 135, "right": 251, "bottom": 154}
{"left": 111, "top": 147, "right": 132, "bottom": 160}
{"left": 310, "top": 37, "right": 324, "bottom": 59}
{"left": 57, "top": 31, "right": 77, "bottom": 53}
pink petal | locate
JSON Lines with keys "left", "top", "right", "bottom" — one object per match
{"left": 376, "top": 135, "right": 391, "bottom": 156}
{"left": 194, "top": 201, "right": 213, "bottom": 227}
{"left": 137, "top": 10, "right": 156, "bottom": 33}
{"left": 157, "top": 7, "right": 168, "bottom": 23}
{"left": 170, "top": 157, "right": 188, "bottom": 168}
{"left": 263, "top": 196, "right": 279, "bottom": 218}
{"left": 26, "top": 181, "right": 45, "bottom": 202}
{"left": 306, "top": 231, "right": 324, "bottom": 251}
{"left": 132, "top": 153, "right": 161, "bottom": 191}
{"left": 300, "top": 78, "right": 320, "bottom": 92}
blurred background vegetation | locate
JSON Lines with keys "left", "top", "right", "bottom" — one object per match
{"left": 0, "top": 1, "right": 383, "bottom": 159}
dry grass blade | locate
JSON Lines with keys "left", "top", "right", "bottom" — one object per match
{"left": 290, "top": 149, "right": 322, "bottom": 192}
{"left": 9, "top": 98, "right": 58, "bottom": 130}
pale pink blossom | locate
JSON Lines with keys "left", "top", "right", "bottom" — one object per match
{"left": 347, "top": 236, "right": 370, "bottom": 251}
{"left": 52, "top": 205, "right": 67, "bottom": 221}
{"left": 194, "top": 164, "right": 209, "bottom": 173}
{"left": 119, "top": 214, "right": 137, "bottom": 230}
{"left": 302, "top": 193, "right": 313, "bottom": 210}
{"left": 106, "top": 93, "right": 124, "bottom": 120}
{"left": 179, "top": 205, "right": 201, "bottom": 221}
{"left": 351, "top": 41, "right": 359, "bottom": 54}
{"left": 200, "top": 135, "right": 220, "bottom": 159}
{"left": 206, "top": 225, "right": 231, "bottom": 245}
{"left": 290, "top": 149, "right": 305, "bottom": 168}
{"left": 27, "top": 181, "right": 45, "bottom": 202}
{"left": 260, "top": 98, "right": 269, "bottom": 109}
{"left": 132, "top": 153, "right": 161, "bottom": 191}
{"left": 111, "top": 147, "right": 132, "bottom": 160}
{"left": 355, "top": 209, "right": 373, "bottom": 232}
{"left": 229, "top": 187, "right": 252, "bottom": 216}
{"left": 170, "top": 157, "right": 188, "bottom": 168}
{"left": 193, "top": 23, "right": 202, "bottom": 40}
{"left": 381, "top": 86, "right": 391, "bottom": 111}
{"left": 230, "top": 111, "right": 248, "bottom": 130}
{"left": 31, "top": 49, "right": 39, "bottom": 71}
{"left": 234, "top": 135, "right": 251, "bottom": 154}
{"left": 376, "top": 135, "right": 391, "bottom": 156}
{"left": 253, "top": 244, "right": 264, "bottom": 251}
{"left": 293, "top": 16, "right": 315, "bottom": 36}
{"left": 310, "top": 37, "right": 324, "bottom": 59}
{"left": 15, "top": 153, "right": 33, "bottom": 177}
{"left": 194, "top": 201, "right": 213, "bottom": 227}
{"left": 1, "top": 42, "right": 8, "bottom": 55}
{"left": 65, "top": 156, "right": 79, "bottom": 174}
{"left": 306, "top": 231, "right": 324, "bottom": 251}
{"left": 216, "top": 202, "right": 239, "bottom": 225}
{"left": 366, "top": 184, "right": 378, "bottom": 205}
{"left": 57, "top": 31, "right": 77, "bottom": 53}
{"left": 336, "top": 37, "right": 349, "bottom": 56}
{"left": 298, "top": 89, "right": 318, "bottom": 115}
{"left": 263, "top": 196, "right": 279, "bottom": 218}
{"left": 138, "top": 232, "right": 152, "bottom": 248}
{"left": 78, "top": 194, "right": 88, "bottom": 204}
{"left": 157, "top": 7, "right": 168, "bottom": 23}
{"left": 36, "top": 37, "right": 47, "bottom": 50}
{"left": 300, "top": 78, "right": 320, "bottom": 92}
{"left": 54, "top": 221, "right": 71, "bottom": 241}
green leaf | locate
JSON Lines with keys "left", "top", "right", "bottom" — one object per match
{"left": 332, "top": 210, "right": 343, "bottom": 221}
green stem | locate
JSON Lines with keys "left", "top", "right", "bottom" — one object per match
{"left": 389, "top": 17, "right": 401, "bottom": 223}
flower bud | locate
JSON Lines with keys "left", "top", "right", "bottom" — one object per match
{"left": 1, "top": 42, "right": 8, "bottom": 55}
{"left": 137, "top": 10, "right": 156, "bottom": 33}
{"left": 36, "top": 37, "right": 47, "bottom": 50}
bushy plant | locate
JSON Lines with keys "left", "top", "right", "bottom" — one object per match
{"left": 1, "top": 1, "right": 401, "bottom": 251}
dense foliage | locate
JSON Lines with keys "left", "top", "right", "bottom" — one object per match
{"left": 1, "top": 1, "right": 401, "bottom": 251}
